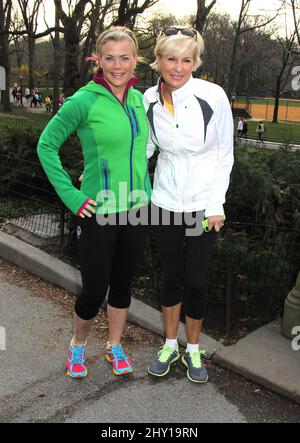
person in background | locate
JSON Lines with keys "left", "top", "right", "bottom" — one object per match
{"left": 256, "top": 121, "right": 265, "bottom": 142}
{"left": 45, "top": 95, "right": 52, "bottom": 113}
{"left": 237, "top": 117, "right": 243, "bottom": 138}
{"left": 143, "top": 26, "right": 234, "bottom": 384}
{"left": 16, "top": 88, "right": 23, "bottom": 107}
{"left": 11, "top": 85, "right": 17, "bottom": 103}
{"left": 242, "top": 118, "right": 248, "bottom": 138}
{"left": 25, "top": 87, "right": 31, "bottom": 104}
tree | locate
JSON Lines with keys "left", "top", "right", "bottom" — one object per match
{"left": 113, "top": 0, "right": 160, "bottom": 29}
{"left": 227, "top": 0, "right": 278, "bottom": 98}
{"left": 9, "top": 9, "right": 25, "bottom": 71}
{"left": 79, "top": 0, "right": 111, "bottom": 85}
{"left": 53, "top": 0, "right": 160, "bottom": 97}
{"left": 17, "top": 0, "right": 44, "bottom": 91}
{"left": 0, "top": 0, "right": 12, "bottom": 111}
{"left": 200, "top": 12, "right": 234, "bottom": 87}
{"left": 54, "top": 0, "right": 94, "bottom": 97}
{"left": 271, "top": 31, "right": 297, "bottom": 123}
{"left": 291, "top": 0, "right": 300, "bottom": 46}
{"left": 194, "top": 0, "right": 217, "bottom": 34}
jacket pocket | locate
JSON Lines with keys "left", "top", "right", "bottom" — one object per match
{"left": 100, "top": 159, "right": 110, "bottom": 192}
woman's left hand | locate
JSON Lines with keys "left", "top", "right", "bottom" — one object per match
{"left": 207, "top": 215, "right": 225, "bottom": 232}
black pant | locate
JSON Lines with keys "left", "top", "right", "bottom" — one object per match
{"left": 75, "top": 215, "right": 147, "bottom": 320}
{"left": 155, "top": 209, "right": 217, "bottom": 320}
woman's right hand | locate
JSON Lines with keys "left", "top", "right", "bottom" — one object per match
{"left": 79, "top": 199, "right": 97, "bottom": 218}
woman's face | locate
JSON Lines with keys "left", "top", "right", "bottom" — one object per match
{"left": 158, "top": 50, "right": 194, "bottom": 91}
{"left": 100, "top": 39, "right": 137, "bottom": 93}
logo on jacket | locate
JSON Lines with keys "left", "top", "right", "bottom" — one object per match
{"left": 76, "top": 226, "right": 82, "bottom": 240}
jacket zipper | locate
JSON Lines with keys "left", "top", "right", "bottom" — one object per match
{"left": 113, "top": 96, "right": 135, "bottom": 209}
{"left": 102, "top": 161, "right": 109, "bottom": 191}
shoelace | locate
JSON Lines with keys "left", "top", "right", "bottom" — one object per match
{"left": 111, "top": 345, "right": 126, "bottom": 361}
{"left": 71, "top": 346, "right": 85, "bottom": 365}
{"left": 188, "top": 350, "right": 206, "bottom": 369}
{"left": 158, "top": 344, "right": 176, "bottom": 363}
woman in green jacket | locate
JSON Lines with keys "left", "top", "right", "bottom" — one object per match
{"left": 37, "top": 27, "right": 151, "bottom": 379}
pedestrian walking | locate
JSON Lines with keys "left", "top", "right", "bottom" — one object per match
{"left": 25, "top": 87, "right": 31, "bottom": 103}
{"left": 237, "top": 117, "right": 243, "bottom": 138}
{"left": 256, "top": 121, "right": 265, "bottom": 142}
{"left": 11, "top": 86, "right": 17, "bottom": 103}
{"left": 16, "top": 88, "right": 24, "bottom": 107}
{"left": 242, "top": 118, "right": 248, "bottom": 138}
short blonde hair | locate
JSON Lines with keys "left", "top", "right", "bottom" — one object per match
{"left": 150, "top": 28, "right": 205, "bottom": 72}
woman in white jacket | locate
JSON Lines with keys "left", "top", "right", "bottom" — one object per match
{"left": 144, "top": 27, "right": 234, "bottom": 383}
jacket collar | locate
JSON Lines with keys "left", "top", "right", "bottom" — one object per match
{"left": 157, "top": 75, "right": 195, "bottom": 104}
{"left": 93, "top": 73, "right": 139, "bottom": 104}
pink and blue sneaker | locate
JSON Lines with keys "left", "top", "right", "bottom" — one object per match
{"left": 106, "top": 343, "right": 133, "bottom": 376}
{"left": 66, "top": 338, "right": 88, "bottom": 379}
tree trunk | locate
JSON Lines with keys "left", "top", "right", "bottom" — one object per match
{"left": 28, "top": 36, "right": 35, "bottom": 91}
{"left": 1, "top": 48, "right": 12, "bottom": 112}
{"left": 193, "top": 0, "right": 217, "bottom": 78}
{"left": 195, "top": 0, "right": 217, "bottom": 34}
{"left": 272, "top": 77, "right": 281, "bottom": 123}
{"left": 0, "top": 0, "right": 12, "bottom": 112}
{"left": 63, "top": 19, "right": 81, "bottom": 97}
{"left": 52, "top": 4, "right": 60, "bottom": 115}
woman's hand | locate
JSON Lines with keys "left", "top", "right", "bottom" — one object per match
{"left": 207, "top": 215, "right": 225, "bottom": 232}
{"left": 79, "top": 199, "right": 97, "bottom": 219}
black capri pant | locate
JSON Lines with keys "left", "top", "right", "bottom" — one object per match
{"left": 75, "top": 214, "right": 147, "bottom": 321}
{"left": 155, "top": 208, "right": 217, "bottom": 320}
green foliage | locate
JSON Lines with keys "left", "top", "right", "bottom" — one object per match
{"left": 0, "top": 125, "right": 83, "bottom": 198}
{"left": 207, "top": 228, "right": 298, "bottom": 330}
{"left": 227, "top": 147, "right": 300, "bottom": 230}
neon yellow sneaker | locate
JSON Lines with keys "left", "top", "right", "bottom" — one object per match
{"left": 181, "top": 350, "right": 208, "bottom": 383}
{"left": 148, "top": 344, "right": 180, "bottom": 377}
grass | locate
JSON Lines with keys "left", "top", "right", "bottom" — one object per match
{"left": 0, "top": 103, "right": 51, "bottom": 131}
{"left": 234, "top": 119, "right": 300, "bottom": 143}
{"left": 1, "top": 104, "right": 300, "bottom": 143}
{"left": 236, "top": 98, "right": 300, "bottom": 107}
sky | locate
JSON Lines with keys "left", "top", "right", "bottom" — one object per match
{"left": 152, "top": 0, "right": 295, "bottom": 34}
{"left": 33, "top": 0, "right": 295, "bottom": 36}
{"left": 155, "top": 0, "right": 279, "bottom": 18}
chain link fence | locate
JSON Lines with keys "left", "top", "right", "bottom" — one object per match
{"left": 0, "top": 154, "right": 299, "bottom": 337}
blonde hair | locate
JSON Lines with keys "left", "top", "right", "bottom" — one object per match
{"left": 91, "top": 27, "right": 139, "bottom": 73}
{"left": 150, "top": 28, "right": 205, "bottom": 72}
{"left": 96, "top": 26, "right": 139, "bottom": 56}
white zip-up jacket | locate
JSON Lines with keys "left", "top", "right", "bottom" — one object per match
{"left": 143, "top": 76, "right": 234, "bottom": 217}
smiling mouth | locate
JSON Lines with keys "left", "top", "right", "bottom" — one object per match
{"left": 170, "top": 75, "right": 184, "bottom": 80}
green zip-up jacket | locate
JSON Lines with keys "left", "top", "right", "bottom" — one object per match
{"left": 37, "top": 81, "right": 151, "bottom": 215}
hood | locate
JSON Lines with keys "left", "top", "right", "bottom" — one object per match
{"left": 79, "top": 75, "right": 139, "bottom": 104}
